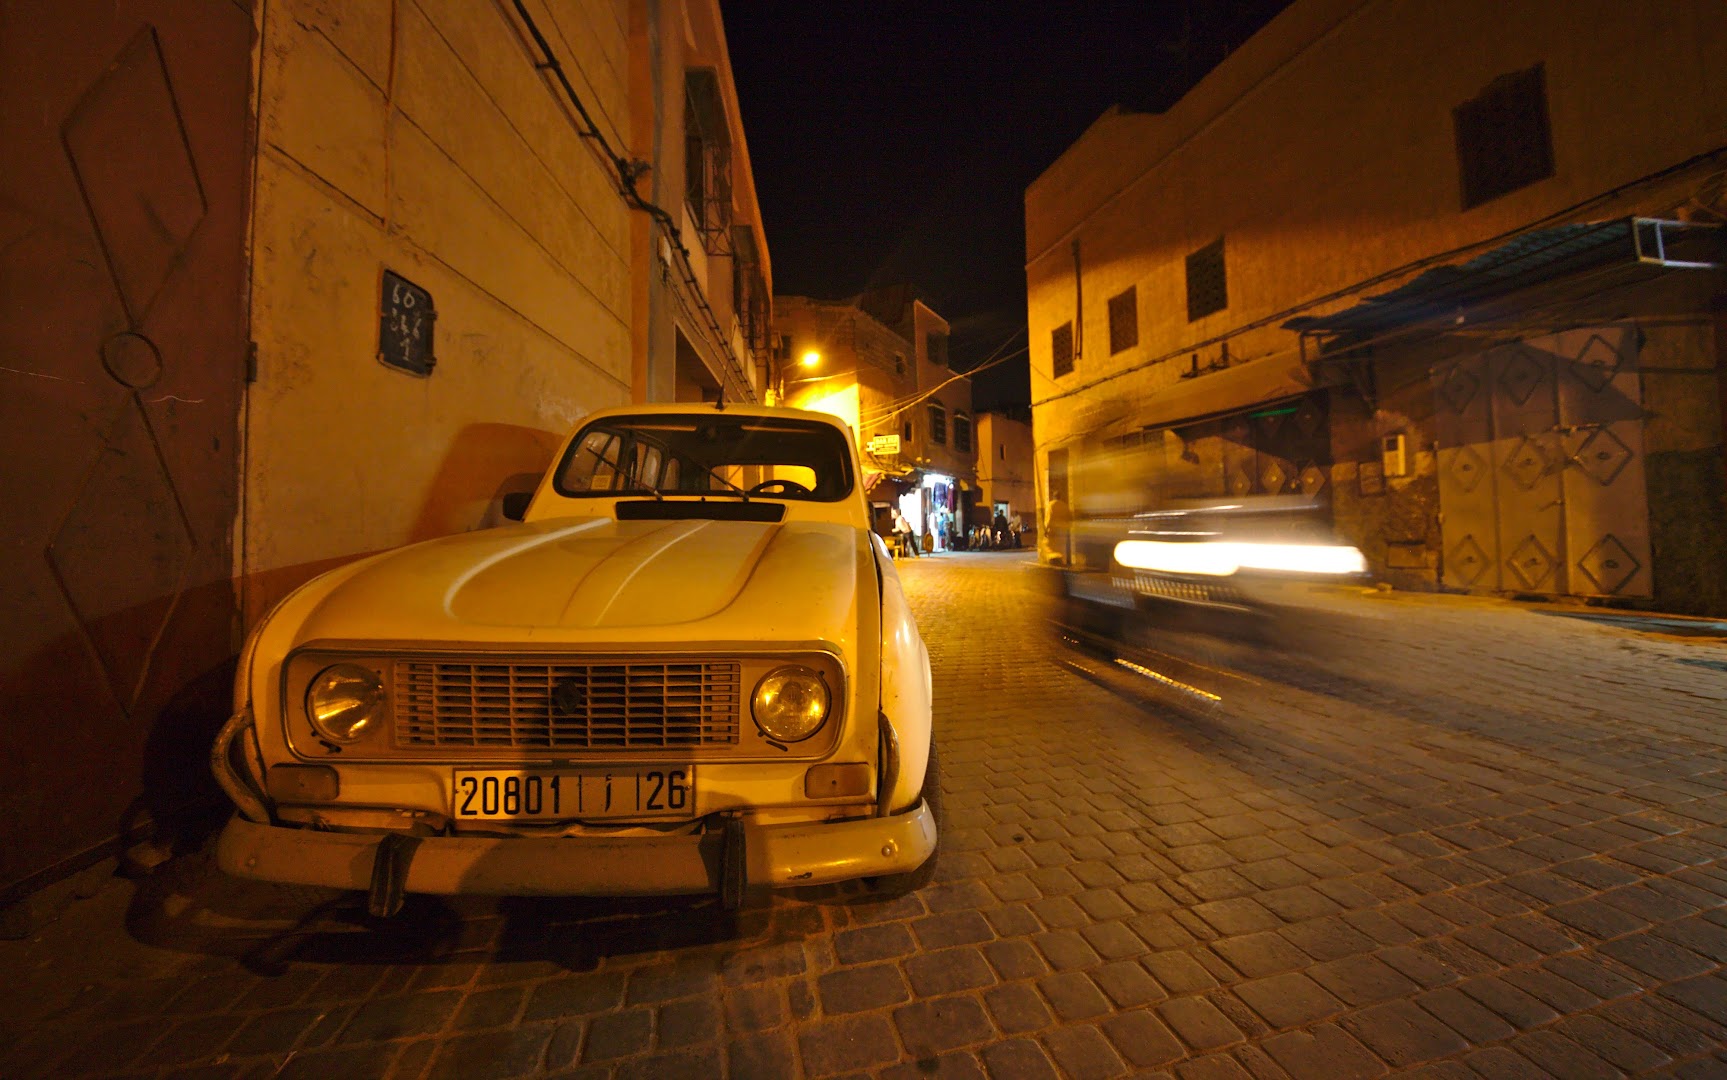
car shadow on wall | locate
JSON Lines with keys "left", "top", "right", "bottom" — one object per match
{"left": 405, "top": 421, "right": 563, "bottom": 540}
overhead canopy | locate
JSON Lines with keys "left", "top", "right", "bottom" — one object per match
{"left": 1284, "top": 217, "right": 1721, "bottom": 348}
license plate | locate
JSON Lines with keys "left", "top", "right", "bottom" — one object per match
{"left": 451, "top": 768, "right": 694, "bottom": 821}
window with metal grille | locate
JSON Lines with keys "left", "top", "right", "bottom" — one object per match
{"left": 927, "top": 333, "right": 949, "bottom": 368}
{"left": 954, "top": 413, "right": 972, "bottom": 454}
{"left": 1051, "top": 321, "right": 1074, "bottom": 377}
{"left": 1108, "top": 286, "right": 1138, "bottom": 354}
{"left": 1454, "top": 64, "right": 1554, "bottom": 210}
{"left": 1186, "top": 238, "right": 1227, "bottom": 322}
{"left": 928, "top": 403, "right": 947, "bottom": 445}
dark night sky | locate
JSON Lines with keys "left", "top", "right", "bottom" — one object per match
{"left": 722, "top": 2, "right": 1289, "bottom": 411}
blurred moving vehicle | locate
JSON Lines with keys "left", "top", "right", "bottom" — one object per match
{"left": 212, "top": 404, "right": 939, "bottom": 915}
{"left": 1050, "top": 493, "right": 1370, "bottom": 714}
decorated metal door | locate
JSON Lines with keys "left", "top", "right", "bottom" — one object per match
{"left": 0, "top": 2, "right": 252, "bottom": 893}
{"left": 1220, "top": 395, "right": 1331, "bottom": 500}
{"left": 1433, "top": 326, "right": 1652, "bottom": 598}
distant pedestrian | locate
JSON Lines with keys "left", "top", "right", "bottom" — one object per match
{"left": 892, "top": 508, "right": 918, "bottom": 558}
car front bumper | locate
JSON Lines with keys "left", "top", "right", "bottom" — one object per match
{"left": 215, "top": 801, "right": 936, "bottom": 897}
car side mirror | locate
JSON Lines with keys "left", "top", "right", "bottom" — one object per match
{"left": 501, "top": 492, "right": 532, "bottom": 521}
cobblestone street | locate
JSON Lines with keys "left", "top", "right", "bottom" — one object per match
{"left": 5, "top": 552, "right": 1727, "bottom": 1079}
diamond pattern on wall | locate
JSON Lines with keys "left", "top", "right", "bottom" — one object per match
{"left": 1577, "top": 534, "right": 1640, "bottom": 595}
{"left": 1438, "top": 364, "right": 1481, "bottom": 414}
{"left": 1446, "top": 445, "right": 1488, "bottom": 494}
{"left": 62, "top": 27, "right": 207, "bottom": 326}
{"left": 1570, "top": 332, "right": 1626, "bottom": 393}
{"left": 46, "top": 399, "right": 197, "bottom": 712}
{"left": 1572, "top": 428, "right": 1633, "bottom": 487}
{"left": 1298, "top": 463, "right": 1327, "bottom": 495}
{"left": 1497, "top": 347, "right": 1547, "bottom": 406}
{"left": 1502, "top": 437, "right": 1550, "bottom": 491}
{"left": 1259, "top": 459, "right": 1289, "bottom": 494}
{"left": 1448, "top": 534, "right": 1491, "bottom": 586}
{"left": 1228, "top": 468, "right": 1253, "bottom": 495}
{"left": 1506, "top": 534, "right": 1557, "bottom": 591}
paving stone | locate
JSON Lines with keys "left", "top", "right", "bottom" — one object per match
{"left": 338, "top": 991, "right": 462, "bottom": 1045}
{"left": 1210, "top": 930, "right": 1311, "bottom": 978}
{"left": 1338, "top": 998, "right": 1468, "bottom": 1067}
{"left": 1038, "top": 970, "right": 1112, "bottom": 1020}
{"left": 1034, "top": 929, "right": 1101, "bottom": 971}
{"left": 1459, "top": 975, "right": 1559, "bottom": 1030}
{"left": 1502, "top": 1029, "right": 1619, "bottom": 1079}
{"left": 983, "top": 939, "right": 1049, "bottom": 980}
{"left": 523, "top": 973, "right": 626, "bottom": 1021}
{"left": 985, "top": 981, "right": 1053, "bottom": 1034}
{"left": 655, "top": 997, "right": 721, "bottom": 1049}
{"left": 1092, "top": 959, "right": 1166, "bottom": 1007}
{"left": 582, "top": 1008, "right": 652, "bottom": 1062}
{"left": 1233, "top": 971, "right": 1345, "bottom": 1029}
{"left": 797, "top": 1014, "right": 900, "bottom": 1078}
{"left": 427, "top": 1027, "right": 553, "bottom": 1080}
{"left": 1308, "top": 953, "right": 1419, "bottom": 1006}
{"left": 894, "top": 995, "right": 994, "bottom": 1055}
{"left": 905, "top": 946, "right": 997, "bottom": 996}
{"left": 1156, "top": 994, "right": 1244, "bottom": 1051}
{"left": 1415, "top": 987, "right": 1517, "bottom": 1044}
{"left": 1099, "top": 1008, "right": 1184, "bottom": 1069}
{"left": 1597, "top": 930, "right": 1716, "bottom": 981}
{"left": 277, "top": 1043, "right": 400, "bottom": 1080}
{"left": 817, "top": 963, "right": 910, "bottom": 1014}
{"left": 1143, "top": 950, "right": 1220, "bottom": 994}
{"left": 722, "top": 985, "right": 784, "bottom": 1032}
{"left": 1551, "top": 1013, "right": 1671, "bottom": 1073}
{"left": 726, "top": 1031, "right": 799, "bottom": 1080}
{"left": 1260, "top": 1024, "right": 1388, "bottom": 1080}
{"left": 1040, "top": 1024, "right": 1128, "bottom": 1080}
{"left": 452, "top": 986, "right": 525, "bottom": 1031}
{"left": 980, "top": 1038, "right": 1060, "bottom": 1080}
{"left": 833, "top": 922, "right": 916, "bottom": 964}
{"left": 915, "top": 910, "right": 997, "bottom": 949}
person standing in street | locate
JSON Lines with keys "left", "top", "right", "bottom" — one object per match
{"left": 892, "top": 508, "right": 919, "bottom": 558}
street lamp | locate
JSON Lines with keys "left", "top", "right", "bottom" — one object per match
{"left": 800, "top": 350, "right": 821, "bottom": 369}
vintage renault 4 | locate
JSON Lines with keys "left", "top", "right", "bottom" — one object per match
{"left": 213, "top": 403, "right": 938, "bottom": 915}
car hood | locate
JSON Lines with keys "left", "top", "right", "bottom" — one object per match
{"left": 293, "top": 516, "right": 864, "bottom": 645}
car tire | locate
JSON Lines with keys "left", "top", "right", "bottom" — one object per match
{"left": 868, "top": 739, "right": 941, "bottom": 897}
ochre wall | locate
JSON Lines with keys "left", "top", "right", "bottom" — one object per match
{"left": 1028, "top": 0, "right": 1727, "bottom": 471}
{"left": 243, "top": 0, "right": 635, "bottom": 624}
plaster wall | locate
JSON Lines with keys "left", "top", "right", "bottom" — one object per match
{"left": 1028, "top": 0, "right": 1727, "bottom": 494}
{"left": 976, "top": 413, "right": 1037, "bottom": 525}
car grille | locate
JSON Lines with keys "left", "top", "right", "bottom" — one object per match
{"left": 392, "top": 658, "right": 741, "bottom": 750}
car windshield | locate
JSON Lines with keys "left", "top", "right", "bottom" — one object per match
{"left": 552, "top": 414, "right": 855, "bottom": 501}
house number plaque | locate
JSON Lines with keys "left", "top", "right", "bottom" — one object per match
{"left": 379, "top": 270, "right": 436, "bottom": 376}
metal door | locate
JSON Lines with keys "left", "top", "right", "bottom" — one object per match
{"left": 0, "top": 3, "right": 252, "bottom": 893}
{"left": 1433, "top": 327, "right": 1651, "bottom": 598}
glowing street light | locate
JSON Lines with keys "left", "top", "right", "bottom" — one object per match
{"left": 800, "top": 350, "right": 821, "bottom": 368}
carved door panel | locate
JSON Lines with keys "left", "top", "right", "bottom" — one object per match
{"left": 1433, "top": 327, "right": 1651, "bottom": 599}
{"left": 1435, "top": 354, "right": 1498, "bottom": 590}
{"left": 0, "top": 3, "right": 252, "bottom": 892}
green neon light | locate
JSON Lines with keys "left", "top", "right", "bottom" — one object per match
{"left": 1248, "top": 405, "right": 1300, "bottom": 419}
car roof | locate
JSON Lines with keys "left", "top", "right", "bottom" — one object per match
{"left": 576, "top": 402, "right": 853, "bottom": 434}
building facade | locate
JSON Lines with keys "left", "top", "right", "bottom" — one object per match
{"left": 1026, "top": 0, "right": 1727, "bottom": 613}
{"left": 976, "top": 410, "right": 1037, "bottom": 541}
{"left": 775, "top": 291, "right": 979, "bottom": 550}
{"left": 0, "top": 0, "right": 772, "bottom": 896}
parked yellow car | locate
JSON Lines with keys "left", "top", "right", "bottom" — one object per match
{"left": 213, "top": 404, "right": 938, "bottom": 915}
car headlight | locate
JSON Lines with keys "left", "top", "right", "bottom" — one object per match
{"left": 305, "top": 663, "right": 384, "bottom": 743}
{"left": 751, "top": 665, "right": 831, "bottom": 742}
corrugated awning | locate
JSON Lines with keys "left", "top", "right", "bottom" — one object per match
{"left": 1284, "top": 217, "right": 1721, "bottom": 345}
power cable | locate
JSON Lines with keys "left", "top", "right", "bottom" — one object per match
{"left": 509, "top": 0, "right": 757, "bottom": 402}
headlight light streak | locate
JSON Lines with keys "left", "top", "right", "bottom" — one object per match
{"left": 1113, "top": 657, "right": 1223, "bottom": 704}
{"left": 1114, "top": 539, "right": 1367, "bottom": 577}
